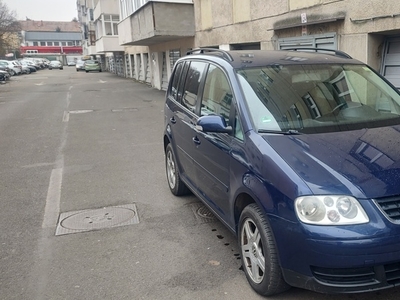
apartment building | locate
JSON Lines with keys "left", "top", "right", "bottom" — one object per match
{"left": 77, "top": 0, "right": 400, "bottom": 91}
{"left": 194, "top": 0, "right": 400, "bottom": 90}
{"left": 19, "top": 20, "right": 82, "bottom": 62}
{"left": 78, "top": 0, "right": 128, "bottom": 74}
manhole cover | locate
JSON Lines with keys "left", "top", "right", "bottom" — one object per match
{"left": 56, "top": 204, "right": 139, "bottom": 236}
{"left": 190, "top": 202, "right": 217, "bottom": 224}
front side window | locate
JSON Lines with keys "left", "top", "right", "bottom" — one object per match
{"left": 182, "top": 61, "right": 207, "bottom": 113}
{"left": 237, "top": 64, "right": 400, "bottom": 133}
{"left": 201, "top": 64, "right": 233, "bottom": 123}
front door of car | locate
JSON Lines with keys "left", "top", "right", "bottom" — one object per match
{"left": 169, "top": 61, "right": 208, "bottom": 186}
{"left": 191, "top": 64, "right": 234, "bottom": 218}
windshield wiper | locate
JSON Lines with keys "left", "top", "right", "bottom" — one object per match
{"left": 258, "top": 129, "right": 302, "bottom": 135}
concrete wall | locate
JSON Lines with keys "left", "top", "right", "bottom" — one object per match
{"left": 193, "top": 0, "right": 400, "bottom": 70}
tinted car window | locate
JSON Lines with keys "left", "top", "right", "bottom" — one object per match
{"left": 170, "top": 62, "right": 184, "bottom": 100}
{"left": 201, "top": 64, "right": 233, "bottom": 123}
{"left": 182, "top": 61, "right": 207, "bottom": 113}
{"left": 237, "top": 64, "right": 400, "bottom": 133}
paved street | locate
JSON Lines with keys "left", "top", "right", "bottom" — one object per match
{"left": 1, "top": 67, "right": 400, "bottom": 300}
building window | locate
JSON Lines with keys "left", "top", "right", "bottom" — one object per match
{"left": 33, "top": 42, "right": 38, "bottom": 46}
{"left": 103, "top": 14, "right": 119, "bottom": 36}
{"left": 40, "top": 41, "right": 46, "bottom": 46}
{"left": 62, "top": 42, "right": 67, "bottom": 46}
{"left": 89, "top": 31, "right": 96, "bottom": 45}
{"left": 54, "top": 42, "right": 59, "bottom": 46}
{"left": 67, "top": 42, "right": 73, "bottom": 46}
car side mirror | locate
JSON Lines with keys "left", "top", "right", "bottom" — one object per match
{"left": 196, "top": 115, "right": 232, "bottom": 134}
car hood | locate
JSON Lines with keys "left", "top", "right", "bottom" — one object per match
{"left": 263, "top": 126, "right": 400, "bottom": 199}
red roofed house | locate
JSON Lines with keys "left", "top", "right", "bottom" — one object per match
{"left": 19, "top": 20, "right": 83, "bottom": 62}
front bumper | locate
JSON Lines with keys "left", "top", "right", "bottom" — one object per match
{"left": 270, "top": 202, "right": 400, "bottom": 293}
{"left": 283, "top": 262, "right": 400, "bottom": 293}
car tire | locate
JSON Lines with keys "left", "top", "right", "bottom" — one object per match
{"left": 239, "top": 204, "right": 290, "bottom": 296}
{"left": 86, "top": 71, "right": 88, "bottom": 73}
{"left": 165, "top": 143, "right": 190, "bottom": 196}
{"left": 10, "top": 70, "right": 15, "bottom": 76}
{"left": 99, "top": 70, "right": 102, "bottom": 72}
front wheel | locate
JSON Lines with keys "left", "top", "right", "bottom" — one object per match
{"left": 165, "top": 143, "right": 189, "bottom": 196}
{"left": 239, "top": 204, "right": 290, "bottom": 296}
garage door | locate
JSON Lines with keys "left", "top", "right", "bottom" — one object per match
{"left": 381, "top": 38, "right": 400, "bottom": 90}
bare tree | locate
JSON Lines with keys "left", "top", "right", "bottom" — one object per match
{"left": 0, "top": 0, "right": 21, "bottom": 57}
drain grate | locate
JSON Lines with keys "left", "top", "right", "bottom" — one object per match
{"left": 55, "top": 204, "right": 139, "bottom": 236}
{"left": 190, "top": 202, "right": 217, "bottom": 224}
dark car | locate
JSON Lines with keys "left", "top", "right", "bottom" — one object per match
{"left": 163, "top": 48, "right": 400, "bottom": 296}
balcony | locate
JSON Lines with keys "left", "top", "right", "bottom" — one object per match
{"left": 94, "top": 0, "right": 119, "bottom": 21}
{"left": 96, "top": 36, "right": 124, "bottom": 53}
{"left": 119, "top": 1, "right": 195, "bottom": 46}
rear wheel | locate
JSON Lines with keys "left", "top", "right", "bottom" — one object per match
{"left": 165, "top": 143, "right": 189, "bottom": 196}
{"left": 239, "top": 204, "right": 290, "bottom": 296}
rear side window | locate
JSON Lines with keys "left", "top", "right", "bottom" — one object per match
{"left": 182, "top": 61, "right": 207, "bottom": 113}
{"left": 170, "top": 62, "right": 184, "bottom": 100}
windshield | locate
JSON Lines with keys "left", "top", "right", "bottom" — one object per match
{"left": 237, "top": 64, "right": 400, "bottom": 133}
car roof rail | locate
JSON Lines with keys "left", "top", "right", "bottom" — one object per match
{"left": 286, "top": 48, "right": 352, "bottom": 59}
{"left": 186, "top": 48, "right": 234, "bottom": 62}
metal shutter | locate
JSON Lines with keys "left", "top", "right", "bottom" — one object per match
{"left": 161, "top": 52, "right": 168, "bottom": 91}
{"left": 382, "top": 38, "right": 400, "bottom": 90}
{"left": 278, "top": 33, "right": 337, "bottom": 51}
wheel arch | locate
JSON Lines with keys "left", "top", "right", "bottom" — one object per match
{"left": 234, "top": 192, "right": 256, "bottom": 233}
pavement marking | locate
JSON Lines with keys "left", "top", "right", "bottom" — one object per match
{"left": 42, "top": 167, "right": 62, "bottom": 228}
{"left": 62, "top": 111, "right": 69, "bottom": 122}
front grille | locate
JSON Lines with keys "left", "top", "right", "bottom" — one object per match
{"left": 311, "top": 266, "right": 377, "bottom": 286}
{"left": 385, "top": 262, "right": 400, "bottom": 285}
{"left": 375, "top": 196, "right": 400, "bottom": 221}
{"left": 311, "top": 263, "right": 400, "bottom": 289}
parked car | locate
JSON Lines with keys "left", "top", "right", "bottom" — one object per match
{"left": 0, "top": 71, "right": 8, "bottom": 82}
{"left": 0, "top": 60, "right": 21, "bottom": 76}
{"left": 48, "top": 60, "right": 63, "bottom": 70}
{"left": 14, "top": 61, "right": 31, "bottom": 74}
{"left": 0, "top": 63, "right": 12, "bottom": 79}
{"left": 84, "top": 60, "right": 101, "bottom": 72}
{"left": 20, "top": 60, "right": 37, "bottom": 72}
{"left": 67, "top": 60, "right": 76, "bottom": 66}
{"left": 75, "top": 60, "right": 85, "bottom": 72}
{"left": 163, "top": 48, "right": 400, "bottom": 296}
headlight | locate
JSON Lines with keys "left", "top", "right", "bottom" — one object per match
{"left": 295, "top": 196, "right": 369, "bottom": 225}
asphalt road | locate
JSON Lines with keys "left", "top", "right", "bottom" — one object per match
{"left": 1, "top": 67, "right": 399, "bottom": 300}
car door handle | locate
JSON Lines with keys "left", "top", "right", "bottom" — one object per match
{"left": 170, "top": 117, "right": 176, "bottom": 124}
{"left": 192, "top": 136, "right": 201, "bottom": 145}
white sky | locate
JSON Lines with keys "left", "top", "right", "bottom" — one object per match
{"left": 3, "top": 0, "right": 77, "bottom": 22}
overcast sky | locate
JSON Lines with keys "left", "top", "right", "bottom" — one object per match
{"left": 3, "top": 0, "right": 77, "bottom": 22}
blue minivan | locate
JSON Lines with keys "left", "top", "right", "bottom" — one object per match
{"left": 163, "top": 48, "right": 400, "bottom": 296}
